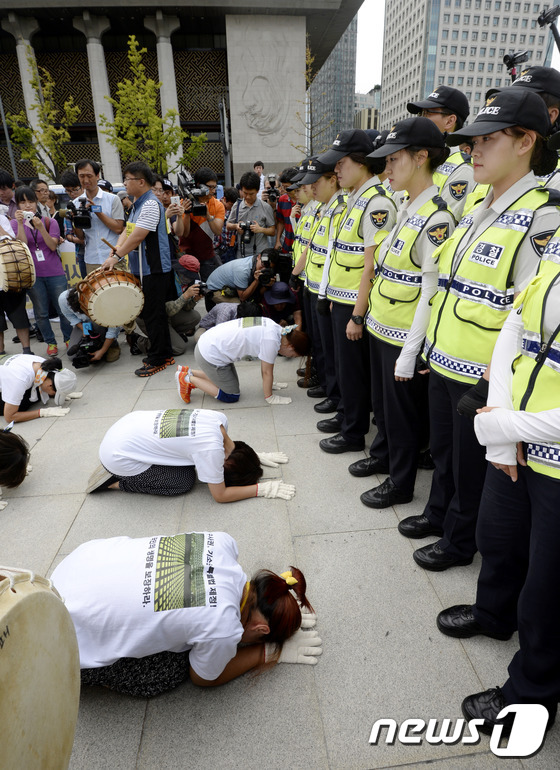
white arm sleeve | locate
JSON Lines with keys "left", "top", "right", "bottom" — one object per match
{"left": 487, "top": 308, "right": 524, "bottom": 411}
{"left": 475, "top": 407, "right": 560, "bottom": 448}
{"left": 395, "top": 270, "right": 438, "bottom": 378}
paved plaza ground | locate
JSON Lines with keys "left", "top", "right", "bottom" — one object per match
{"left": 3, "top": 328, "right": 559, "bottom": 770}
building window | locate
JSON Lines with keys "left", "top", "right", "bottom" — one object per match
{"left": 474, "top": 14, "right": 480, "bottom": 23}
{"left": 462, "top": 30, "right": 469, "bottom": 38}
{"left": 514, "top": 1, "right": 520, "bottom": 8}
{"left": 442, "top": 29, "right": 449, "bottom": 38}
{"left": 469, "top": 61, "right": 475, "bottom": 69}
{"left": 489, "top": 47, "right": 496, "bottom": 55}
{"left": 452, "top": 29, "right": 459, "bottom": 38}
{"left": 481, "top": 30, "right": 488, "bottom": 39}
{"left": 464, "top": 13, "right": 471, "bottom": 21}
{"left": 495, "top": 78, "right": 501, "bottom": 85}
{"left": 438, "top": 75, "right": 445, "bottom": 84}
{"left": 491, "top": 32, "right": 498, "bottom": 40}
{"left": 441, "top": 45, "right": 448, "bottom": 53}
{"left": 444, "top": 13, "right": 450, "bottom": 21}
{"left": 460, "top": 45, "right": 467, "bottom": 53}
{"left": 497, "top": 63, "right": 503, "bottom": 71}
{"left": 475, "top": 91, "right": 481, "bottom": 100}
{"left": 466, "top": 90, "right": 472, "bottom": 98}
{"left": 495, "top": 0, "right": 501, "bottom": 7}
{"left": 472, "top": 31, "right": 478, "bottom": 39}
{"left": 503, "top": 16, "right": 509, "bottom": 24}
{"left": 467, "top": 77, "right": 473, "bottom": 84}
{"left": 510, "top": 33, "right": 516, "bottom": 41}
{"left": 522, "top": 18, "right": 528, "bottom": 27}
{"left": 483, "top": 15, "right": 490, "bottom": 24}
{"left": 505, "top": 0, "right": 511, "bottom": 7}
{"left": 471, "top": 45, "right": 477, "bottom": 54}
{"left": 519, "top": 34, "right": 526, "bottom": 42}
{"left": 486, "top": 77, "right": 492, "bottom": 85}
{"left": 448, "top": 76, "right": 455, "bottom": 84}
{"left": 440, "top": 60, "right": 447, "bottom": 69}
{"left": 454, "top": 13, "right": 460, "bottom": 21}
{"left": 450, "top": 61, "right": 456, "bottom": 69}
{"left": 459, "top": 60, "right": 466, "bottom": 69}
{"left": 493, "top": 16, "right": 500, "bottom": 24}
{"left": 458, "top": 76, "right": 464, "bottom": 84}
{"left": 477, "top": 76, "right": 483, "bottom": 85}
{"left": 488, "top": 62, "right": 494, "bottom": 71}
{"left": 512, "top": 17, "right": 518, "bottom": 26}
{"left": 529, "top": 34, "right": 535, "bottom": 42}
{"left": 451, "top": 45, "right": 457, "bottom": 53}
{"left": 480, "top": 46, "right": 486, "bottom": 54}
{"left": 501, "top": 32, "right": 507, "bottom": 40}
{"left": 478, "top": 61, "right": 484, "bottom": 70}
{"left": 538, "top": 35, "right": 544, "bottom": 44}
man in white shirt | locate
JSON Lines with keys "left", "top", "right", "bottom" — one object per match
{"left": 72, "top": 159, "right": 125, "bottom": 273}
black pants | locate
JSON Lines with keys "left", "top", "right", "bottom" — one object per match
{"left": 473, "top": 463, "right": 560, "bottom": 707}
{"left": 368, "top": 335, "right": 428, "bottom": 495}
{"left": 0, "top": 386, "right": 33, "bottom": 415}
{"left": 81, "top": 650, "right": 190, "bottom": 698}
{"left": 302, "top": 289, "right": 326, "bottom": 388}
{"left": 140, "top": 272, "right": 173, "bottom": 365}
{"left": 117, "top": 464, "right": 196, "bottom": 496}
{"left": 315, "top": 297, "right": 342, "bottom": 412}
{"left": 423, "top": 371, "right": 487, "bottom": 558}
{"left": 331, "top": 302, "right": 370, "bottom": 443}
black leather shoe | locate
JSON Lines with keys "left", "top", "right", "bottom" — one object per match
{"left": 437, "top": 605, "right": 512, "bottom": 640}
{"left": 320, "top": 433, "right": 365, "bottom": 454}
{"left": 314, "top": 398, "right": 337, "bottom": 414}
{"left": 307, "top": 385, "right": 326, "bottom": 398}
{"left": 360, "top": 477, "right": 413, "bottom": 508}
{"left": 398, "top": 514, "right": 444, "bottom": 539}
{"left": 462, "top": 689, "right": 557, "bottom": 737}
{"left": 317, "top": 415, "right": 342, "bottom": 433}
{"left": 348, "top": 456, "right": 389, "bottom": 477}
{"left": 413, "top": 542, "right": 473, "bottom": 572}
{"left": 417, "top": 449, "right": 435, "bottom": 470}
{"left": 298, "top": 374, "right": 320, "bottom": 388}
{"left": 297, "top": 366, "right": 315, "bottom": 377}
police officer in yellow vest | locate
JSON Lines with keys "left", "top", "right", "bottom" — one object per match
{"left": 407, "top": 86, "right": 474, "bottom": 222}
{"left": 315, "top": 130, "right": 398, "bottom": 452}
{"left": 356, "top": 118, "right": 455, "bottom": 507}
{"left": 436, "top": 235, "right": 560, "bottom": 734}
{"left": 399, "top": 88, "right": 560, "bottom": 571}
{"left": 292, "top": 159, "right": 346, "bottom": 415}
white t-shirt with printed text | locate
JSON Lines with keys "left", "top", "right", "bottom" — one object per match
{"left": 196, "top": 316, "right": 282, "bottom": 367}
{"left": 99, "top": 408, "right": 228, "bottom": 483}
{"left": 52, "top": 531, "right": 247, "bottom": 679}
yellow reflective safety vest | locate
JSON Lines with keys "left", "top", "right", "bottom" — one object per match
{"left": 511, "top": 248, "right": 560, "bottom": 478}
{"left": 366, "top": 195, "right": 452, "bottom": 347}
{"left": 305, "top": 194, "right": 347, "bottom": 294}
{"left": 425, "top": 186, "right": 559, "bottom": 384}
{"left": 327, "top": 184, "right": 396, "bottom": 305}
{"left": 433, "top": 150, "right": 472, "bottom": 194}
{"left": 292, "top": 200, "right": 321, "bottom": 269}
{"left": 463, "top": 183, "right": 491, "bottom": 215}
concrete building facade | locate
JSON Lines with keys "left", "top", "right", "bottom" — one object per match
{"left": 380, "top": 0, "right": 555, "bottom": 129}
{"left": 0, "top": 1, "right": 362, "bottom": 182}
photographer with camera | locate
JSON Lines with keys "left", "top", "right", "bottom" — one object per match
{"left": 59, "top": 171, "right": 86, "bottom": 278}
{"left": 226, "top": 171, "right": 275, "bottom": 259}
{"left": 271, "top": 168, "right": 300, "bottom": 255}
{"left": 71, "top": 159, "right": 125, "bottom": 273}
{"left": 58, "top": 286, "right": 121, "bottom": 367}
{"left": 205, "top": 247, "right": 279, "bottom": 308}
{"left": 178, "top": 167, "right": 225, "bottom": 282}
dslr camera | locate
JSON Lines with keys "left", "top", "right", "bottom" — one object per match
{"left": 177, "top": 170, "right": 209, "bottom": 217}
{"left": 67, "top": 198, "right": 92, "bottom": 229}
{"left": 265, "top": 174, "right": 279, "bottom": 204}
{"left": 258, "top": 252, "right": 276, "bottom": 286}
{"left": 238, "top": 221, "right": 253, "bottom": 245}
{"left": 72, "top": 332, "right": 104, "bottom": 369}
{"left": 193, "top": 279, "right": 211, "bottom": 297}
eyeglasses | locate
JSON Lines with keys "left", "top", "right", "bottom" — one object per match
{"left": 206, "top": 184, "right": 217, "bottom": 190}
{"left": 65, "top": 187, "right": 81, "bottom": 194}
{"left": 419, "top": 109, "right": 451, "bottom": 117}
{"left": 123, "top": 177, "right": 142, "bottom": 184}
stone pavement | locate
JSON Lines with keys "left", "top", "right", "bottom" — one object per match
{"left": 3, "top": 332, "right": 559, "bottom": 770}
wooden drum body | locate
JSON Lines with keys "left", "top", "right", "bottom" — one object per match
{"left": 0, "top": 568, "right": 80, "bottom": 770}
{"left": 0, "top": 239, "right": 36, "bottom": 292}
{"left": 78, "top": 267, "right": 144, "bottom": 327}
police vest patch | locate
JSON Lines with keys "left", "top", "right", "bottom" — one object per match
{"left": 468, "top": 241, "right": 504, "bottom": 268}
{"left": 450, "top": 180, "right": 468, "bottom": 200}
{"left": 343, "top": 217, "right": 355, "bottom": 231}
{"left": 389, "top": 238, "right": 405, "bottom": 256}
{"left": 317, "top": 225, "right": 326, "bottom": 236}
{"left": 530, "top": 230, "right": 555, "bottom": 256}
{"left": 427, "top": 223, "right": 450, "bottom": 246}
{"left": 370, "top": 210, "right": 389, "bottom": 229}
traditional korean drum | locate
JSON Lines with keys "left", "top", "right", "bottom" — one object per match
{"left": 0, "top": 239, "right": 36, "bottom": 292}
{"left": 77, "top": 267, "right": 144, "bottom": 327}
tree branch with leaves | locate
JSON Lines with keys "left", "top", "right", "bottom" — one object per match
{"left": 100, "top": 36, "right": 206, "bottom": 175}
{"left": 6, "top": 45, "right": 80, "bottom": 180}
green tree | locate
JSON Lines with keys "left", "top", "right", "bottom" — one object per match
{"left": 6, "top": 46, "right": 80, "bottom": 180}
{"left": 291, "top": 40, "right": 333, "bottom": 156}
{"left": 100, "top": 36, "right": 206, "bottom": 175}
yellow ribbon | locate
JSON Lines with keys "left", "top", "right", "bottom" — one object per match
{"left": 280, "top": 570, "right": 298, "bottom": 586}
{"left": 240, "top": 581, "right": 251, "bottom": 612}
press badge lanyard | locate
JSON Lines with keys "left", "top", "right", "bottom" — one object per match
{"left": 28, "top": 221, "right": 44, "bottom": 262}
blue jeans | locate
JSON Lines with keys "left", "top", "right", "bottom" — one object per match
{"left": 27, "top": 275, "right": 72, "bottom": 345}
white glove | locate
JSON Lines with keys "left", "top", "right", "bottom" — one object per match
{"left": 265, "top": 629, "right": 322, "bottom": 665}
{"left": 300, "top": 605, "right": 318, "bottom": 629}
{"left": 272, "top": 381, "right": 288, "bottom": 390}
{"left": 257, "top": 451, "right": 289, "bottom": 468}
{"left": 256, "top": 480, "right": 296, "bottom": 500}
{"left": 39, "top": 407, "right": 70, "bottom": 418}
{"left": 265, "top": 394, "right": 292, "bottom": 405}
{"left": 0, "top": 501, "right": 7, "bottom": 511}
{"left": 65, "top": 391, "right": 83, "bottom": 400}
{"left": 26, "top": 464, "right": 32, "bottom": 474}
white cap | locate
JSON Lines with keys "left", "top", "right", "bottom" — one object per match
{"left": 53, "top": 369, "right": 78, "bottom": 405}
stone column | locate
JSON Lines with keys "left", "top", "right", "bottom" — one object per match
{"left": 145, "top": 11, "right": 182, "bottom": 176}
{"left": 1, "top": 14, "right": 41, "bottom": 138}
{"left": 73, "top": 11, "right": 122, "bottom": 183}
{"left": 225, "top": 15, "right": 306, "bottom": 179}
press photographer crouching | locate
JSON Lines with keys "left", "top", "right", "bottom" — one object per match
{"left": 262, "top": 281, "right": 302, "bottom": 328}
{"left": 204, "top": 247, "right": 280, "bottom": 310}
{"left": 126, "top": 281, "right": 203, "bottom": 358}
{"left": 59, "top": 287, "right": 121, "bottom": 369}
